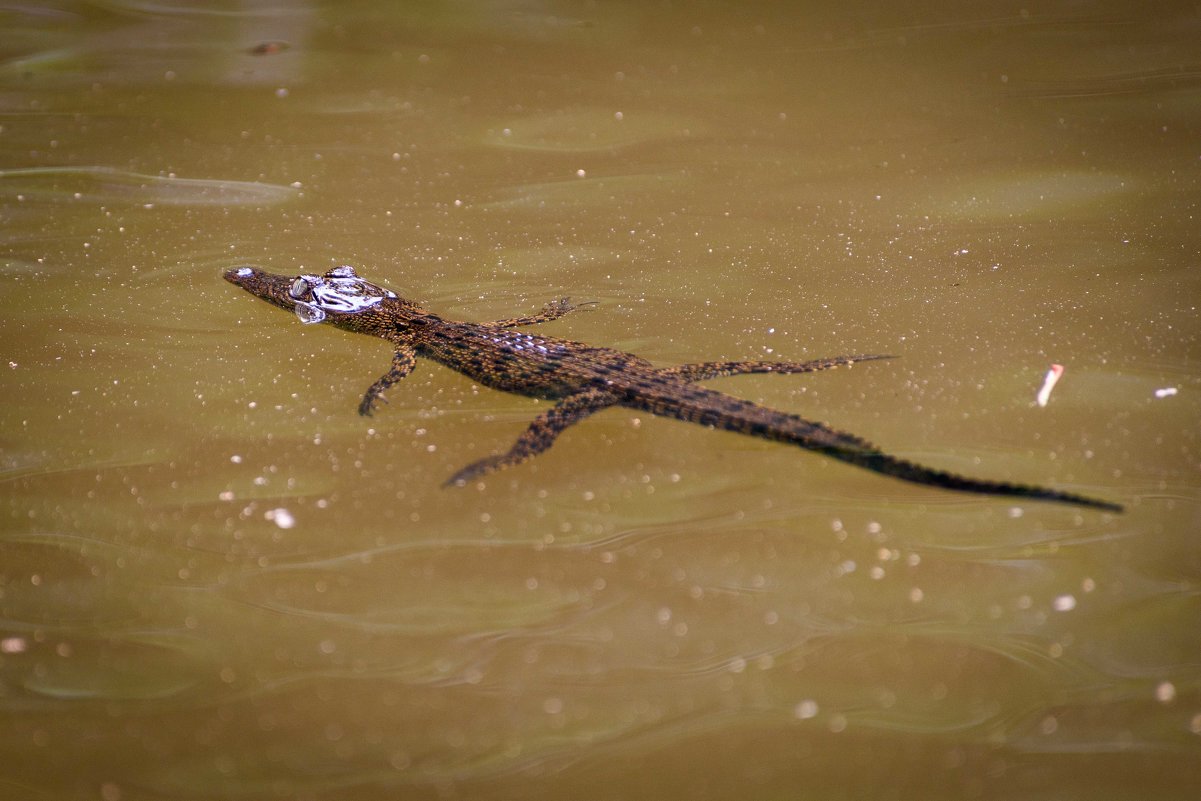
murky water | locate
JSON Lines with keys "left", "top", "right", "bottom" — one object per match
{"left": 2, "top": 2, "right": 1199, "bottom": 799}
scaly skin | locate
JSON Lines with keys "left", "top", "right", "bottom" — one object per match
{"left": 224, "top": 265, "right": 1122, "bottom": 512}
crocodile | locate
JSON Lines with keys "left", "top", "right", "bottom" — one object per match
{"left": 223, "top": 265, "right": 1122, "bottom": 512}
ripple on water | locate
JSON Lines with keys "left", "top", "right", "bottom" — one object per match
{"left": 20, "top": 632, "right": 209, "bottom": 704}
{"left": 239, "top": 542, "right": 587, "bottom": 636}
{"left": 482, "top": 108, "right": 706, "bottom": 153}
{"left": 929, "top": 170, "right": 1132, "bottom": 221}
{"left": 0, "top": 166, "right": 299, "bottom": 207}
{"left": 474, "top": 170, "right": 689, "bottom": 213}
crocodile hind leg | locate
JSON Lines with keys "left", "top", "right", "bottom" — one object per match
{"left": 445, "top": 387, "right": 618, "bottom": 486}
{"left": 485, "top": 297, "right": 598, "bottom": 328}
{"left": 359, "top": 344, "right": 418, "bottom": 416}
{"left": 663, "top": 354, "right": 894, "bottom": 382}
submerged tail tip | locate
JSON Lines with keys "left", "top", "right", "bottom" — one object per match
{"left": 1019, "top": 484, "right": 1123, "bottom": 513}
{"left": 986, "top": 486, "right": 1123, "bottom": 514}
{"left": 1069, "top": 496, "right": 1123, "bottom": 513}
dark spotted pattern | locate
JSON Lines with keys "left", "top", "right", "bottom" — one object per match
{"left": 224, "top": 266, "right": 1121, "bottom": 512}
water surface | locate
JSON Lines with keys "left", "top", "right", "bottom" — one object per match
{"left": 2, "top": 2, "right": 1199, "bottom": 799}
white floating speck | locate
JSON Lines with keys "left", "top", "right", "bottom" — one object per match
{"left": 265, "top": 508, "right": 295, "bottom": 529}
{"left": 794, "top": 700, "right": 818, "bottom": 719}
{"left": 1052, "top": 594, "right": 1076, "bottom": 612}
{"left": 1036, "top": 363, "right": 1064, "bottom": 407}
{"left": 1156, "top": 681, "right": 1176, "bottom": 703}
{"left": 1, "top": 637, "right": 27, "bottom": 654}
{"left": 1154, "top": 387, "right": 1178, "bottom": 399}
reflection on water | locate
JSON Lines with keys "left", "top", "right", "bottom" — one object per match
{"left": 2, "top": 1, "right": 1199, "bottom": 799}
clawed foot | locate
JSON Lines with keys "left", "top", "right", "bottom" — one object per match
{"left": 358, "top": 394, "right": 388, "bottom": 417}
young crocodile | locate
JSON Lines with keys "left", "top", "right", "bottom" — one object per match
{"left": 224, "top": 265, "right": 1121, "bottom": 512}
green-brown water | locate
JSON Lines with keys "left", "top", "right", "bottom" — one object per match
{"left": 2, "top": 2, "right": 1199, "bottom": 799}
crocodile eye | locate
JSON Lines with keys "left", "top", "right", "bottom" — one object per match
{"left": 289, "top": 277, "right": 310, "bottom": 299}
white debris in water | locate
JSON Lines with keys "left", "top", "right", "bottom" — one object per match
{"left": 1156, "top": 681, "right": 1176, "bottom": 703}
{"left": 794, "top": 700, "right": 819, "bottom": 719}
{"left": 1053, "top": 594, "right": 1077, "bottom": 612}
{"left": 265, "top": 508, "right": 295, "bottom": 529}
{"left": 1154, "top": 387, "right": 1178, "bottom": 398}
{"left": 1, "top": 637, "right": 27, "bottom": 654}
{"left": 1036, "top": 363, "right": 1065, "bottom": 407}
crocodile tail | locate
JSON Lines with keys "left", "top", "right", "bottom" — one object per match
{"left": 631, "top": 383, "right": 1121, "bottom": 511}
{"left": 815, "top": 447, "right": 1123, "bottom": 512}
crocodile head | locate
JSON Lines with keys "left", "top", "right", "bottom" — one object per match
{"left": 224, "top": 265, "right": 397, "bottom": 325}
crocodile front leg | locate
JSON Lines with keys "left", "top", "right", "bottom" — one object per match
{"left": 485, "top": 297, "right": 597, "bottom": 328}
{"left": 359, "top": 344, "right": 418, "bottom": 416}
{"left": 445, "top": 386, "right": 618, "bottom": 486}
{"left": 663, "top": 354, "right": 894, "bottom": 382}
